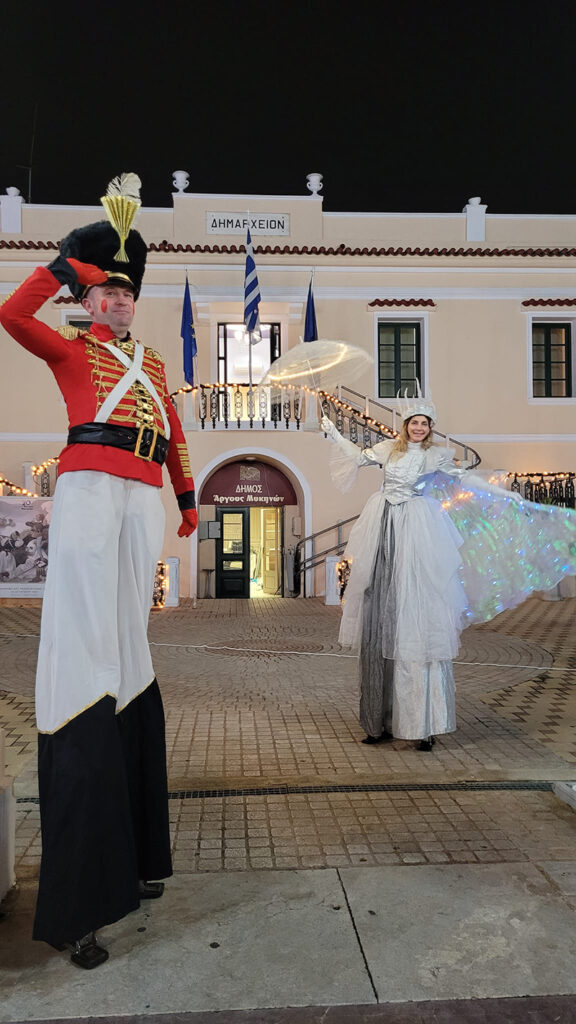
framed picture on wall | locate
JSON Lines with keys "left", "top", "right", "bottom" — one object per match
{"left": 0, "top": 496, "right": 52, "bottom": 597}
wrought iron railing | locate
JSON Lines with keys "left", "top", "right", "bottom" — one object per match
{"left": 320, "top": 385, "right": 482, "bottom": 468}
{"left": 294, "top": 386, "right": 482, "bottom": 597}
{"left": 169, "top": 382, "right": 482, "bottom": 472}
{"left": 171, "top": 382, "right": 309, "bottom": 430}
{"left": 293, "top": 517, "right": 358, "bottom": 598}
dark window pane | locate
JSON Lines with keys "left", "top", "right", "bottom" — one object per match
{"left": 549, "top": 328, "right": 567, "bottom": 343}
{"left": 551, "top": 366, "right": 566, "bottom": 379}
{"left": 378, "top": 322, "right": 422, "bottom": 396}
{"left": 532, "top": 323, "right": 571, "bottom": 398}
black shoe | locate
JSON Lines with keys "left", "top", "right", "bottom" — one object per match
{"left": 139, "top": 880, "right": 165, "bottom": 899}
{"left": 67, "top": 933, "right": 109, "bottom": 970}
{"left": 417, "top": 736, "right": 436, "bottom": 752}
{"left": 361, "top": 731, "right": 393, "bottom": 745}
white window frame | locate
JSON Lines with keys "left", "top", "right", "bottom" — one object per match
{"left": 206, "top": 310, "right": 290, "bottom": 383}
{"left": 61, "top": 311, "right": 92, "bottom": 327}
{"left": 372, "top": 311, "right": 430, "bottom": 404}
{"left": 526, "top": 314, "right": 576, "bottom": 405}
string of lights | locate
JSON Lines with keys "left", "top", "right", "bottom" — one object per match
{"left": 318, "top": 391, "right": 397, "bottom": 438}
{"left": 508, "top": 472, "right": 574, "bottom": 479}
{"left": 508, "top": 471, "right": 575, "bottom": 507}
{"left": 0, "top": 474, "right": 37, "bottom": 498}
{"left": 170, "top": 380, "right": 321, "bottom": 398}
{"left": 152, "top": 561, "right": 168, "bottom": 609}
{"left": 31, "top": 458, "right": 60, "bottom": 478}
{"left": 4, "top": 387, "right": 396, "bottom": 493}
{"left": 169, "top": 382, "right": 398, "bottom": 437}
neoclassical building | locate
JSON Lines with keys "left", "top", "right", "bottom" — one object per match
{"left": 1, "top": 173, "right": 575, "bottom": 600}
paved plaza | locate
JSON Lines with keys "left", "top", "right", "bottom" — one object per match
{"left": 1, "top": 595, "right": 576, "bottom": 1021}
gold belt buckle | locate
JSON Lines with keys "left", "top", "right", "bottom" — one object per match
{"left": 134, "top": 424, "right": 158, "bottom": 462}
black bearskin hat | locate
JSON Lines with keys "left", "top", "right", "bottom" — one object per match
{"left": 59, "top": 221, "right": 147, "bottom": 300}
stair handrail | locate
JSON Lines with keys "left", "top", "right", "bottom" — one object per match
{"left": 322, "top": 385, "right": 482, "bottom": 469}
{"left": 295, "top": 386, "right": 482, "bottom": 595}
{"left": 295, "top": 516, "right": 359, "bottom": 598}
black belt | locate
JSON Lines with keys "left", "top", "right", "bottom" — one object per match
{"left": 67, "top": 423, "right": 169, "bottom": 465}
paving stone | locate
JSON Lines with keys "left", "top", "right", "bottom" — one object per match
{"left": 4, "top": 598, "right": 576, "bottom": 880}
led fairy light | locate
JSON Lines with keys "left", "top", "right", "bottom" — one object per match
{"left": 168, "top": 382, "right": 397, "bottom": 437}
{"left": 170, "top": 381, "right": 328, "bottom": 398}
{"left": 32, "top": 458, "right": 60, "bottom": 477}
{"left": 0, "top": 474, "right": 37, "bottom": 498}
{"left": 416, "top": 470, "right": 576, "bottom": 624}
{"left": 507, "top": 471, "right": 573, "bottom": 478}
{"left": 152, "top": 561, "right": 168, "bottom": 609}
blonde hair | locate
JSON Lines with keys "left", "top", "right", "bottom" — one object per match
{"left": 390, "top": 417, "right": 434, "bottom": 460}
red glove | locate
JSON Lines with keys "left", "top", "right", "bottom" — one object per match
{"left": 66, "top": 258, "right": 108, "bottom": 288}
{"left": 177, "top": 508, "right": 198, "bottom": 537}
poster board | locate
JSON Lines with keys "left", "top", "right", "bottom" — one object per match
{"left": 0, "top": 496, "right": 52, "bottom": 598}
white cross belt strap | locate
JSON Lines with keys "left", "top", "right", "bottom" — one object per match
{"left": 94, "top": 342, "right": 171, "bottom": 439}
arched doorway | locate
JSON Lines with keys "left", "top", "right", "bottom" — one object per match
{"left": 199, "top": 459, "right": 298, "bottom": 599}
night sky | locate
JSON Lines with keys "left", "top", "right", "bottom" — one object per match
{"left": 2, "top": 0, "right": 576, "bottom": 215}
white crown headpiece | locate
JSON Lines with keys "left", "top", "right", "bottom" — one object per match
{"left": 397, "top": 380, "right": 437, "bottom": 425}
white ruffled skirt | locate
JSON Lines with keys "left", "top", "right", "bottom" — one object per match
{"left": 341, "top": 494, "right": 466, "bottom": 740}
{"left": 340, "top": 493, "right": 467, "bottom": 658}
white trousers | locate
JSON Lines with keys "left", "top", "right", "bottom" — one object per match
{"left": 36, "top": 471, "right": 165, "bottom": 733}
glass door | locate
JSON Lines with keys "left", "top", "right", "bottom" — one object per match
{"left": 215, "top": 508, "right": 250, "bottom": 598}
{"left": 262, "top": 509, "right": 281, "bottom": 595}
{"left": 218, "top": 323, "right": 281, "bottom": 383}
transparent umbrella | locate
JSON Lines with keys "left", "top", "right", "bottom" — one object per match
{"left": 258, "top": 339, "right": 372, "bottom": 392}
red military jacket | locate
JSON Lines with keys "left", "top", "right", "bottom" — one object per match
{"left": 0, "top": 266, "right": 195, "bottom": 503}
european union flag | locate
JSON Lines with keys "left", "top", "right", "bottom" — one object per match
{"left": 181, "top": 274, "right": 197, "bottom": 385}
{"left": 244, "top": 227, "right": 261, "bottom": 343}
{"left": 304, "top": 276, "right": 318, "bottom": 342}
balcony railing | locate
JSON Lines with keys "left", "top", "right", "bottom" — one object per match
{"left": 169, "top": 382, "right": 482, "bottom": 468}
{"left": 171, "top": 382, "right": 311, "bottom": 431}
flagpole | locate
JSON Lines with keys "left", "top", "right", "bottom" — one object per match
{"left": 247, "top": 209, "right": 253, "bottom": 403}
{"left": 246, "top": 209, "right": 253, "bottom": 421}
{"left": 244, "top": 214, "right": 261, "bottom": 428}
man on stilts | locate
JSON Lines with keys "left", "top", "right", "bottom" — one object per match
{"left": 0, "top": 174, "right": 197, "bottom": 968}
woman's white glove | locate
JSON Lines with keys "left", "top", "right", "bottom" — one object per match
{"left": 321, "top": 415, "right": 340, "bottom": 440}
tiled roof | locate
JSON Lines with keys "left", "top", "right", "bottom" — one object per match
{"left": 0, "top": 240, "right": 56, "bottom": 250}
{"left": 368, "top": 299, "right": 435, "bottom": 307}
{"left": 522, "top": 298, "right": 576, "bottom": 306}
{"left": 2, "top": 239, "right": 576, "bottom": 258}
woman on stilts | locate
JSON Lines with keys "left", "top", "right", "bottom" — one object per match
{"left": 321, "top": 387, "right": 576, "bottom": 751}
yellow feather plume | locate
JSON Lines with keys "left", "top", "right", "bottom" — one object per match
{"left": 100, "top": 172, "right": 142, "bottom": 262}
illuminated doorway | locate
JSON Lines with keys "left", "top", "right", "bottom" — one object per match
{"left": 217, "top": 323, "right": 280, "bottom": 382}
{"left": 214, "top": 506, "right": 283, "bottom": 599}
{"left": 203, "top": 459, "right": 297, "bottom": 600}
{"left": 249, "top": 507, "right": 282, "bottom": 598}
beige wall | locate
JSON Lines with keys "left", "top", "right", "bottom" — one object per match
{"left": 2, "top": 188, "right": 576, "bottom": 597}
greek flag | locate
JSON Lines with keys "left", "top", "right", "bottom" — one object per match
{"left": 181, "top": 274, "right": 197, "bottom": 385}
{"left": 244, "top": 227, "right": 261, "bottom": 343}
{"left": 304, "top": 275, "right": 318, "bottom": 342}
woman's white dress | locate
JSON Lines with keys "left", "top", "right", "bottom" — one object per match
{"left": 328, "top": 435, "right": 576, "bottom": 741}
